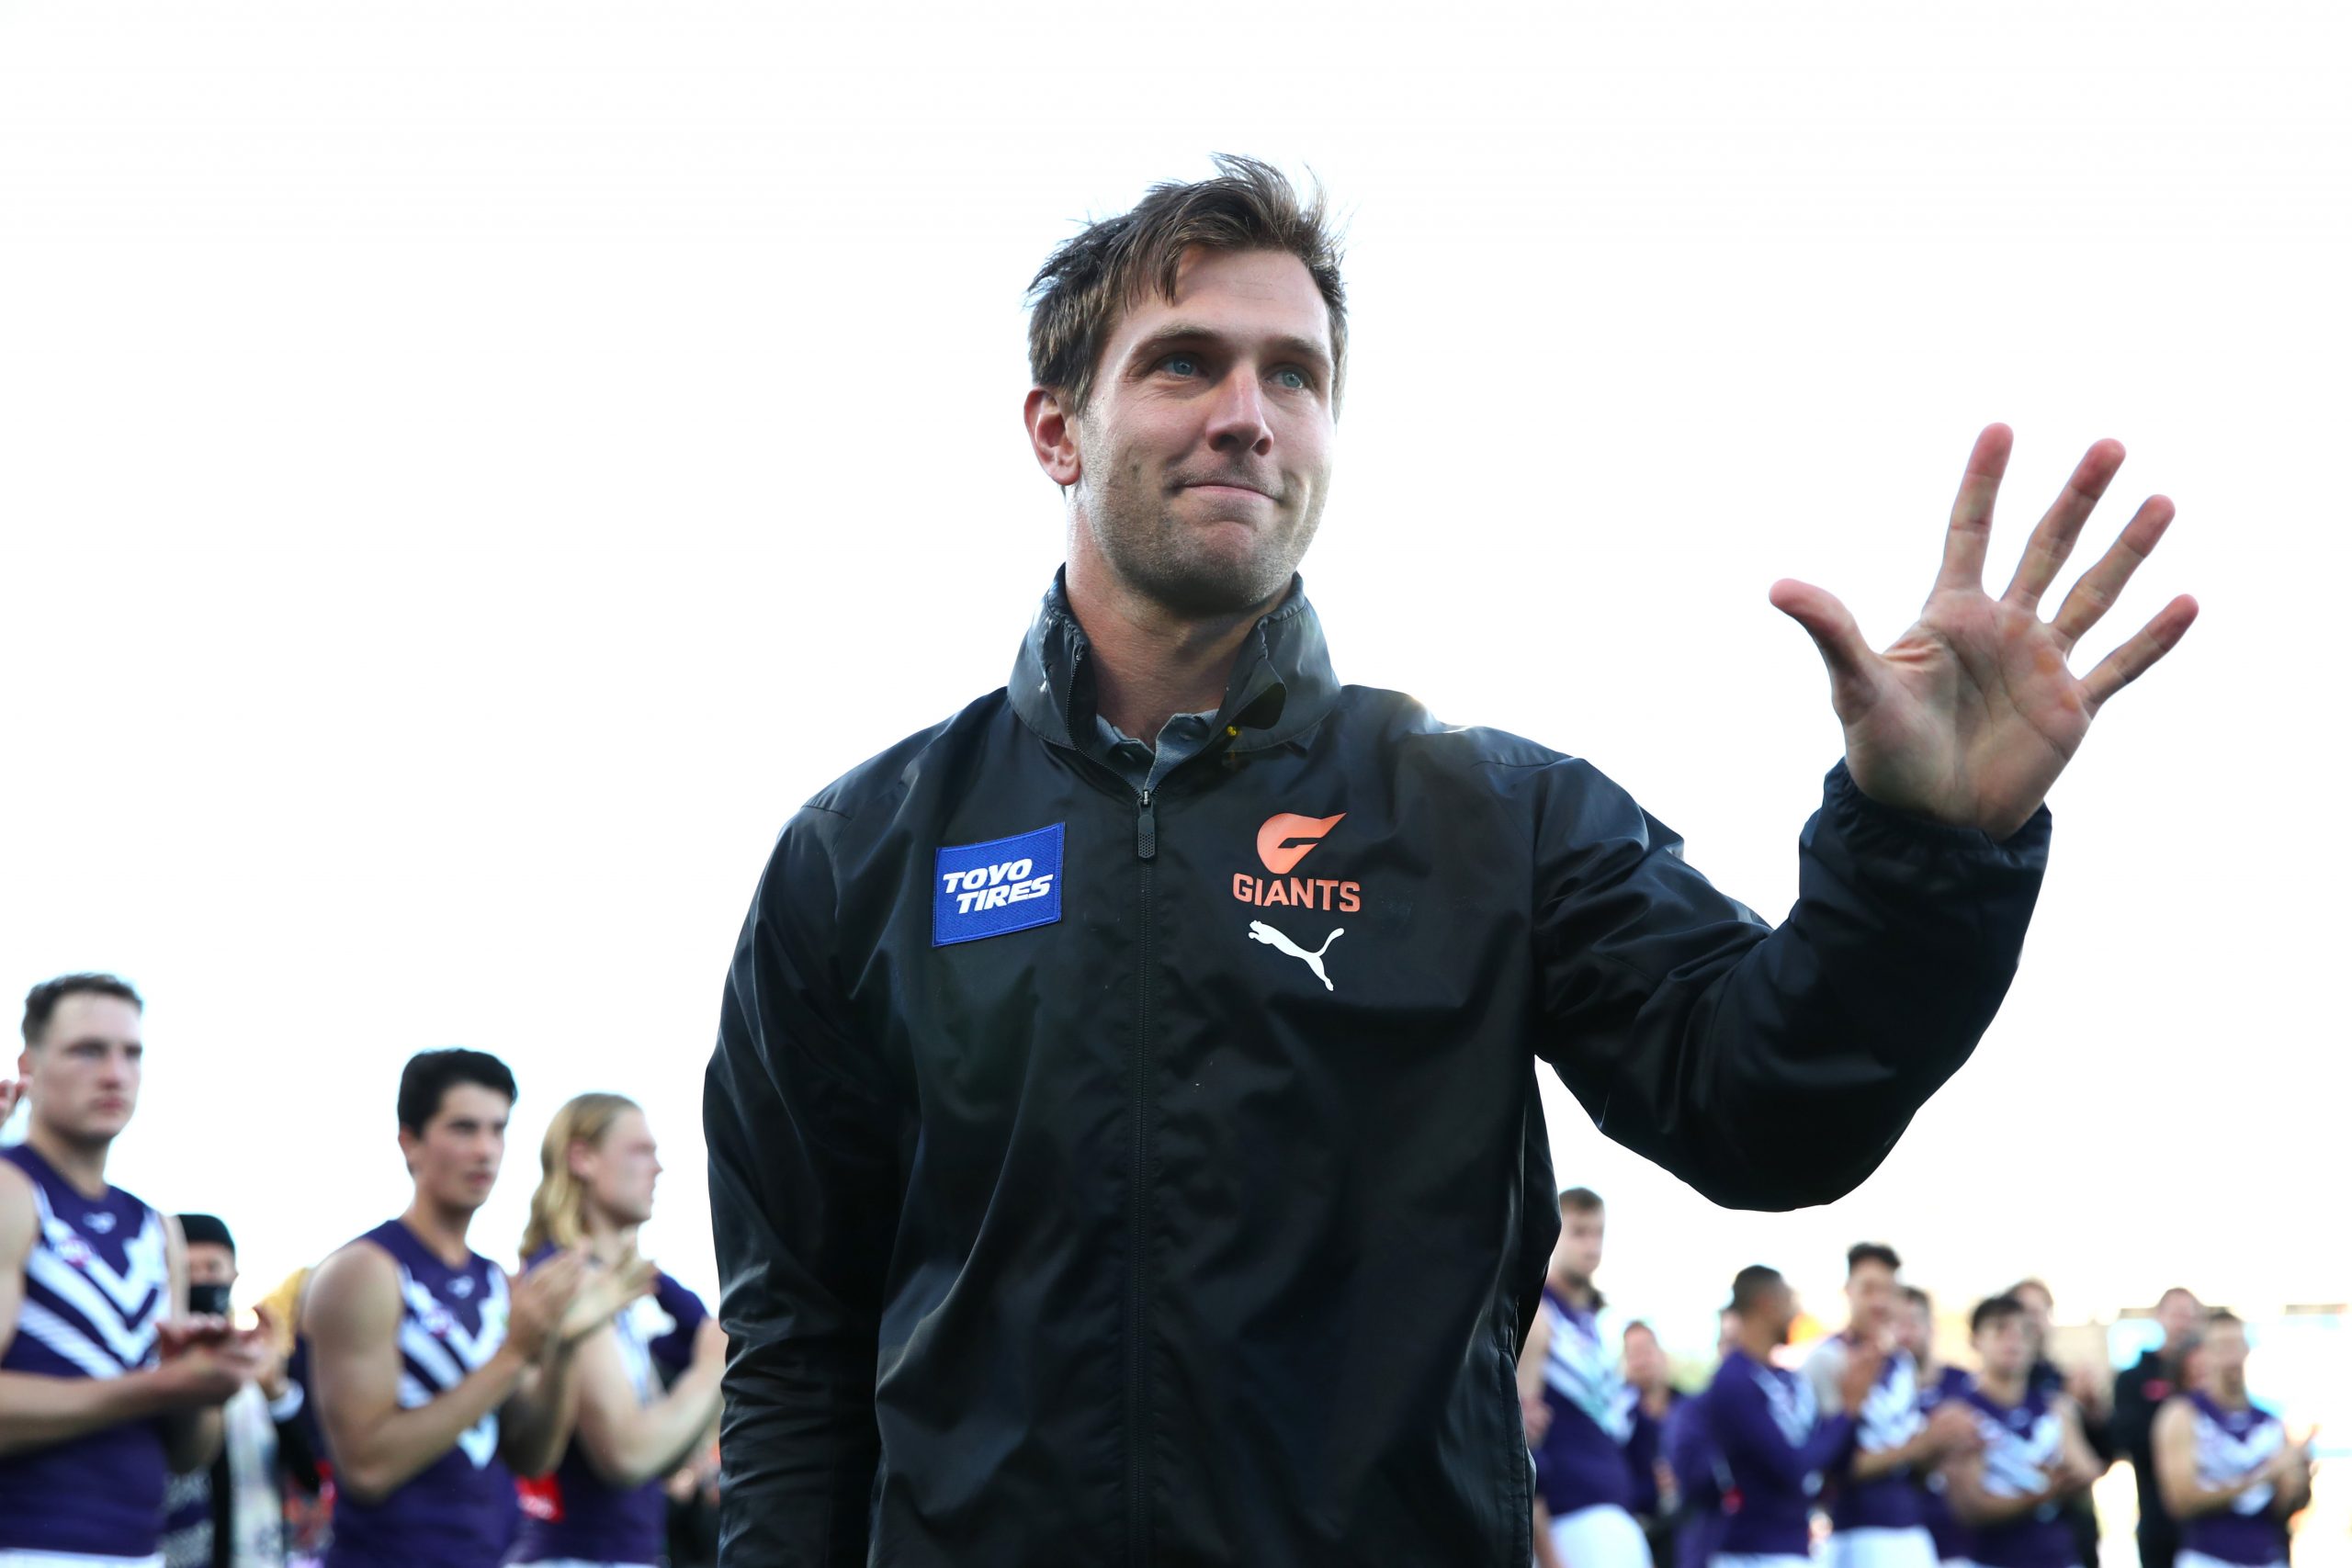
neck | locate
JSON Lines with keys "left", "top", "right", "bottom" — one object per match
{"left": 1735, "top": 1322, "right": 1781, "bottom": 1363}
{"left": 2212, "top": 1376, "right": 2248, "bottom": 1408}
{"left": 27, "top": 1121, "right": 109, "bottom": 1197}
{"left": 582, "top": 1204, "right": 639, "bottom": 1267}
{"left": 1063, "top": 549, "right": 1280, "bottom": 744}
{"left": 1641, "top": 1381, "right": 1673, "bottom": 1414}
{"left": 400, "top": 1192, "right": 477, "bottom": 1267}
{"left": 1979, "top": 1367, "right": 2028, "bottom": 1403}
{"left": 1548, "top": 1271, "right": 1594, "bottom": 1311}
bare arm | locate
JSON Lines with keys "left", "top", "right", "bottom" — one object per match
{"left": 156, "top": 1215, "right": 227, "bottom": 1475}
{"left": 568, "top": 1316, "right": 726, "bottom": 1490}
{"left": 2152, "top": 1401, "right": 2256, "bottom": 1520}
{"left": 0, "top": 1167, "right": 232, "bottom": 1461}
{"left": 1940, "top": 1447, "right": 2058, "bottom": 1528}
{"left": 301, "top": 1242, "right": 533, "bottom": 1505}
{"left": 497, "top": 1251, "right": 653, "bottom": 1477}
{"left": 1532, "top": 1497, "right": 1565, "bottom": 1568}
{"left": 1517, "top": 1308, "right": 1554, "bottom": 1408}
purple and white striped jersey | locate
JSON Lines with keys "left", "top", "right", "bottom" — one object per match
{"left": 1917, "top": 1362, "right": 1977, "bottom": 1562}
{"left": 1532, "top": 1285, "right": 1637, "bottom": 1516}
{"left": 0, "top": 1142, "right": 173, "bottom": 1558}
{"left": 1960, "top": 1384, "right": 2076, "bottom": 1568}
{"left": 319, "top": 1218, "right": 518, "bottom": 1568}
{"left": 1808, "top": 1336, "right": 1928, "bottom": 1530}
{"left": 2179, "top": 1392, "right": 2290, "bottom": 1567}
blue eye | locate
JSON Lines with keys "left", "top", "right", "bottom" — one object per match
{"left": 1274, "top": 367, "right": 1308, "bottom": 390}
{"left": 1163, "top": 354, "right": 1201, "bottom": 377}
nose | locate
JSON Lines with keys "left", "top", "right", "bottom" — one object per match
{"left": 1203, "top": 369, "right": 1272, "bottom": 457}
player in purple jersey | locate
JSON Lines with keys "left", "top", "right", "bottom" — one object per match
{"left": 1701, "top": 1265, "right": 1879, "bottom": 1568}
{"left": 1936, "top": 1296, "right": 2099, "bottom": 1568}
{"left": 1899, "top": 1285, "right": 1981, "bottom": 1568}
{"left": 1664, "top": 1310, "right": 1740, "bottom": 1568}
{"left": 510, "top": 1093, "right": 726, "bottom": 1568}
{"left": 0, "top": 974, "right": 272, "bottom": 1568}
{"left": 300, "top": 1051, "right": 648, "bottom": 1568}
{"left": 1805, "top": 1246, "right": 1979, "bottom": 1568}
{"left": 2152, "top": 1312, "right": 2312, "bottom": 1568}
{"left": 1519, "top": 1189, "right": 1647, "bottom": 1568}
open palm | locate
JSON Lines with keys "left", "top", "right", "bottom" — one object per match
{"left": 1770, "top": 424, "right": 2197, "bottom": 840}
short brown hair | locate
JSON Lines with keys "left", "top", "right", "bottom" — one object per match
{"left": 1558, "top": 1187, "right": 1604, "bottom": 1215}
{"left": 21, "top": 973, "right": 142, "bottom": 1049}
{"left": 1026, "top": 152, "right": 1348, "bottom": 419}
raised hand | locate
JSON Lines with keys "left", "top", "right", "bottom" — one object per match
{"left": 507, "top": 1250, "right": 589, "bottom": 1361}
{"left": 1771, "top": 424, "right": 2198, "bottom": 840}
{"left": 557, "top": 1254, "right": 659, "bottom": 1347}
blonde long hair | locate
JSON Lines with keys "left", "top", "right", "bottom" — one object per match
{"left": 520, "top": 1092, "right": 641, "bottom": 1260}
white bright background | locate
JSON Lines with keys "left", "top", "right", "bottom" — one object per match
{"left": 2, "top": 1, "right": 2345, "bottom": 1367}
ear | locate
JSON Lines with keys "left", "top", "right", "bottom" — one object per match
{"left": 397, "top": 1125, "right": 420, "bottom": 1174}
{"left": 1024, "top": 387, "right": 1082, "bottom": 489}
{"left": 566, "top": 1139, "right": 597, "bottom": 1182}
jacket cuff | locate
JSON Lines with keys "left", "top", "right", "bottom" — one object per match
{"left": 1824, "top": 760, "right": 2052, "bottom": 866}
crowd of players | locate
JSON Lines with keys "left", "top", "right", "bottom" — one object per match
{"left": 0, "top": 974, "right": 722, "bottom": 1568}
{"left": 0, "top": 971, "right": 2323, "bottom": 1568}
{"left": 1523, "top": 1188, "right": 2319, "bottom": 1568}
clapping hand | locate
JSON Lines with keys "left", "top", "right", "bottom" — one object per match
{"left": 1772, "top": 424, "right": 2198, "bottom": 840}
{"left": 557, "top": 1254, "right": 659, "bottom": 1348}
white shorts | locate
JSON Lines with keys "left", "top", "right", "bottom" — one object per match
{"left": 1552, "top": 1505, "right": 1656, "bottom": 1568}
{"left": 2177, "top": 1553, "right": 2284, "bottom": 1568}
{"left": 0, "top": 1553, "right": 165, "bottom": 1568}
{"left": 1829, "top": 1529, "right": 1940, "bottom": 1568}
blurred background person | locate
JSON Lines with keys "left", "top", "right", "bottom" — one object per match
{"left": 1664, "top": 1309, "right": 1739, "bottom": 1568}
{"left": 1807, "top": 1244, "right": 1975, "bottom": 1568}
{"left": 1899, "top": 1285, "right": 1979, "bottom": 1568}
{"left": 1623, "top": 1320, "right": 1683, "bottom": 1568}
{"left": 2115, "top": 1287, "right": 2204, "bottom": 1568}
{"left": 1701, "top": 1264, "right": 1881, "bottom": 1568}
{"left": 1939, "top": 1294, "right": 2101, "bottom": 1568}
{"left": 2152, "top": 1311, "right": 2311, "bottom": 1568}
{"left": 510, "top": 1092, "right": 725, "bottom": 1568}
{"left": 2, "top": 973, "right": 267, "bottom": 1565}
{"left": 2009, "top": 1278, "right": 2113, "bottom": 1568}
{"left": 162, "top": 1213, "right": 310, "bottom": 1568}
{"left": 1521, "top": 1189, "right": 1647, "bottom": 1568}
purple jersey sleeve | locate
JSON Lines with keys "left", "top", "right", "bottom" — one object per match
{"left": 1709, "top": 1361, "right": 1857, "bottom": 1490}
{"left": 648, "top": 1271, "right": 709, "bottom": 1376}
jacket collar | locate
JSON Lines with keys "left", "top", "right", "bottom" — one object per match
{"left": 1008, "top": 568, "right": 1340, "bottom": 758}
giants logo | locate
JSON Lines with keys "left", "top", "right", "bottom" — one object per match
{"left": 1233, "top": 811, "right": 1361, "bottom": 912}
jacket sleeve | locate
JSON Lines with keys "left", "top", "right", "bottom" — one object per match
{"left": 706, "top": 806, "right": 901, "bottom": 1567}
{"left": 1532, "top": 758, "right": 2049, "bottom": 1209}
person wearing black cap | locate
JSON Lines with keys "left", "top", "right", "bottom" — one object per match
{"left": 163, "top": 1213, "right": 309, "bottom": 1568}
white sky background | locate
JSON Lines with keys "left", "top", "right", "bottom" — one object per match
{"left": 1, "top": 1, "right": 2346, "bottom": 1358}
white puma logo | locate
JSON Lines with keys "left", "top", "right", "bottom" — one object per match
{"left": 1248, "top": 920, "right": 1344, "bottom": 991}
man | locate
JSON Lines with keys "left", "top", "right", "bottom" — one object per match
{"left": 2114, "top": 1287, "right": 2204, "bottom": 1568}
{"left": 706, "top": 154, "right": 2199, "bottom": 1564}
{"left": 2008, "top": 1278, "right": 2114, "bottom": 1568}
{"left": 2152, "top": 1312, "right": 2309, "bottom": 1568}
{"left": 161, "top": 1213, "right": 311, "bottom": 1568}
{"left": 510, "top": 1093, "right": 727, "bottom": 1568}
{"left": 1938, "top": 1295, "right": 2102, "bottom": 1568}
{"left": 1, "top": 974, "right": 271, "bottom": 1567}
{"left": 1806, "top": 1246, "right": 1977, "bottom": 1568}
{"left": 1520, "top": 1189, "right": 1644, "bottom": 1568}
{"left": 1624, "top": 1320, "right": 1685, "bottom": 1568}
{"left": 1700, "top": 1265, "right": 1881, "bottom": 1568}
{"left": 1899, "top": 1285, "right": 1979, "bottom": 1568}
{"left": 1666, "top": 1310, "right": 1740, "bottom": 1568}
{"left": 300, "top": 1050, "right": 645, "bottom": 1568}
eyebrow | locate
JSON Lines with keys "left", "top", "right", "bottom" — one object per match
{"left": 1125, "top": 322, "right": 1334, "bottom": 377}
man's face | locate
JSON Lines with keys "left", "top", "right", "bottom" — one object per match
{"left": 1847, "top": 1259, "right": 1898, "bottom": 1337}
{"left": 18, "top": 994, "right": 143, "bottom": 1145}
{"left": 1975, "top": 1311, "right": 2033, "bottom": 1379}
{"left": 186, "top": 1241, "right": 237, "bottom": 1289}
{"left": 2014, "top": 1284, "right": 2052, "bottom": 1351}
{"left": 1894, "top": 1296, "right": 1934, "bottom": 1362}
{"left": 1716, "top": 1310, "right": 1740, "bottom": 1359}
{"left": 1623, "top": 1325, "right": 1666, "bottom": 1388}
{"left": 2201, "top": 1322, "right": 2248, "bottom": 1384}
{"left": 1552, "top": 1204, "right": 1604, "bottom": 1285}
{"left": 400, "top": 1083, "right": 510, "bottom": 1214}
{"left": 1066, "top": 245, "right": 1337, "bottom": 616}
{"left": 577, "top": 1109, "right": 662, "bottom": 1228}
{"left": 2156, "top": 1290, "right": 2202, "bottom": 1350}
{"left": 1763, "top": 1282, "right": 1800, "bottom": 1346}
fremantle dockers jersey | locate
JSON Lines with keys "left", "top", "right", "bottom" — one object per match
{"left": 1831, "top": 1344, "right": 1928, "bottom": 1530}
{"left": 1917, "top": 1363, "right": 1977, "bottom": 1562}
{"left": 1961, "top": 1384, "right": 2076, "bottom": 1568}
{"left": 2179, "top": 1392, "right": 2291, "bottom": 1567}
{"left": 1532, "top": 1285, "right": 1637, "bottom": 1516}
{"left": 0, "top": 1142, "right": 174, "bottom": 1559}
{"left": 320, "top": 1219, "right": 518, "bottom": 1568}
{"left": 512, "top": 1246, "right": 710, "bottom": 1567}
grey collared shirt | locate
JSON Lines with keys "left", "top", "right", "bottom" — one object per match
{"left": 1092, "top": 708, "right": 1220, "bottom": 794}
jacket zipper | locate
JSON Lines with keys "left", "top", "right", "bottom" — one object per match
{"left": 1127, "top": 784, "right": 1156, "bottom": 1564}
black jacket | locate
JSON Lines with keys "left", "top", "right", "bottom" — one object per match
{"left": 2114, "top": 1346, "right": 2188, "bottom": 1541}
{"left": 705, "top": 576, "right": 2051, "bottom": 1567}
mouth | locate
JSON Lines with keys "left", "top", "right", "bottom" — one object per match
{"left": 1179, "top": 480, "right": 1276, "bottom": 503}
